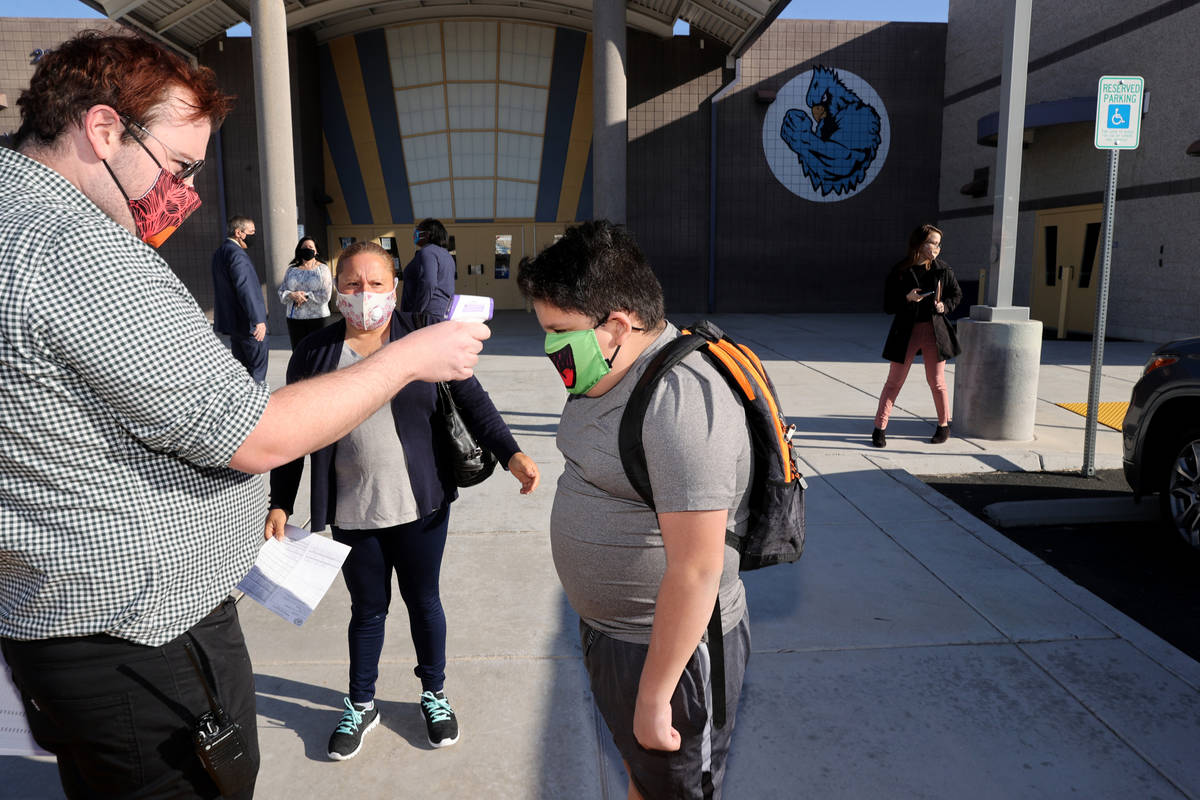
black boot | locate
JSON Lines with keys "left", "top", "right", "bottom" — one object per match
{"left": 930, "top": 424, "right": 950, "bottom": 444}
{"left": 871, "top": 427, "right": 887, "bottom": 448}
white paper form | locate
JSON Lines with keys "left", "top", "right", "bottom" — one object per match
{"left": 0, "top": 663, "right": 50, "bottom": 757}
{"left": 237, "top": 525, "right": 350, "bottom": 626}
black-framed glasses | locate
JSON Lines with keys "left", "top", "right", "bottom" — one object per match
{"left": 120, "top": 114, "right": 205, "bottom": 180}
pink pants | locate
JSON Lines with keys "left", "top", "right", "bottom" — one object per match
{"left": 874, "top": 321, "right": 949, "bottom": 429}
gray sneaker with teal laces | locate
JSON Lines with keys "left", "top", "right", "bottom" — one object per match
{"left": 328, "top": 697, "right": 380, "bottom": 761}
{"left": 419, "top": 690, "right": 459, "bottom": 748}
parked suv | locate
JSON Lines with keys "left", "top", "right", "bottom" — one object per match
{"left": 1123, "top": 337, "right": 1200, "bottom": 548}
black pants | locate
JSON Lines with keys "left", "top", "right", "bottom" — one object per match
{"left": 285, "top": 317, "right": 327, "bottom": 350}
{"left": 229, "top": 334, "right": 268, "bottom": 383}
{"left": 1, "top": 598, "right": 259, "bottom": 800}
{"left": 333, "top": 506, "right": 451, "bottom": 700}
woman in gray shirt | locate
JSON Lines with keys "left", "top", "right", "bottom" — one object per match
{"left": 266, "top": 241, "right": 539, "bottom": 763}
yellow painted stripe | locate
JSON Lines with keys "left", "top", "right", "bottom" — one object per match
{"left": 556, "top": 34, "right": 593, "bottom": 222}
{"left": 322, "top": 135, "right": 350, "bottom": 226}
{"left": 329, "top": 37, "right": 392, "bottom": 225}
{"left": 1055, "top": 401, "right": 1129, "bottom": 431}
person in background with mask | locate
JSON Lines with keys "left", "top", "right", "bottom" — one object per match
{"left": 265, "top": 241, "right": 540, "bottom": 761}
{"left": 870, "top": 223, "right": 962, "bottom": 448}
{"left": 401, "top": 217, "right": 456, "bottom": 318}
{"left": 212, "top": 214, "right": 269, "bottom": 381}
{"left": 516, "top": 220, "right": 752, "bottom": 800}
{"left": 278, "top": 235, "right": 333, "bottom": 348}
{"left": 0, "top": 32, "right": 490, "bottom": 799}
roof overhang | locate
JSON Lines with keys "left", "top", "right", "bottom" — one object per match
{"left": 976, "top": 96, "right": 1096, "bottom": 147}
{"left": 79, "top": 0, "right": 785, "bottom": 54}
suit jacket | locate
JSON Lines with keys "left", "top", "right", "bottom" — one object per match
{"left": 881, "top": 257, "right": 963, "bottom": 363}
{"left": 211, "top": 238, "right": 267, "bottom": 336}
{"left": 400, "top": 244, "right": 456, "bottom": 319}
{"left": 268, "top": 311, "right": 521, "bottom": 531}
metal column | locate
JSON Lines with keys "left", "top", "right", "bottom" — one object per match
{"left": 592, "top": 0, "right": 627, "bottom": 224}
{"left": 249, "top": 0, "right": 297, "bottom": 336}
{"left": 984, "top": 0, "right": 1032, "bottom": 309}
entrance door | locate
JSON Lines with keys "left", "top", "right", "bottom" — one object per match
{"left": 1030, "top": 204, "right": 1104, "bottom": 337}
{"left": 438, "top": 223, "right": 568, "bottom": 310}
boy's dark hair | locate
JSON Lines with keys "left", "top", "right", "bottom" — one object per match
{"left": 516, "top": 220, "right": 664, "bottom": 327}
{"left": 416, "top": 218, "right": 449, "bottom": 249}
{"left": 15, "top": 31, "right": 233, "bottom": 150}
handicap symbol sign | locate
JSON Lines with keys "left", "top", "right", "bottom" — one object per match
{"left": 1108, "top": 104, "right": 1130, "bottom": 129}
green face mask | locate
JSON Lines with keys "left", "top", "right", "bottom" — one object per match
{"left": 544, "top": 327, "right": 621, "bottom": 395}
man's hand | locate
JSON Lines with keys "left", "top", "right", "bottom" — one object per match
{"left": 633, "top": 694, "right": 680, "bottom": 751}
{"left": 507, "top": 452, "right": 540, "bottom": 494}
{"left": 252, "top": 322, "right": 267, "bottom": 342}
{"left": 398, "top": 321, "right": 489, "bottom": 382}
{"left": 229, "top": 322, "right": 491, "bottom": 475}
{"left": 264, "top": 508, "right": 288, "bottom": 540}
{"left": 934, "top": 300, "right": 945, "bottom": 314}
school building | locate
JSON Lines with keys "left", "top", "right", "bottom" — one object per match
{"left": 1, "top": 0, "right": 1196, "bottom": 341}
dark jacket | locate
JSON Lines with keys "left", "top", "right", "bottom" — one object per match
{"left": 211, "top": 238, "right": 267, "bottom": 336}
{"left": 268, "top": 311, "right": 520, "bottom": 530}
{"left": 400, "top": 244, "right": 456, "bottom": 319}
{"left": 881, "top": 257, "right": 963, "bottom": 363}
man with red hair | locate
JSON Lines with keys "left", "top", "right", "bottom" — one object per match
{"left": 0, "top": 31, "right": 489, "bottom": 799}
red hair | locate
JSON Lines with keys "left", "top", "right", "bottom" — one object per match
{"left": 15, "top": 31, "right": 234, "bottom": 148}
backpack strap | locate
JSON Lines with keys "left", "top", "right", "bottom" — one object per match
{"left": 618, "top": 328, "right": 713, "bottom": 509}
{"left": 708, "top": 599, "right": 727, "bottom": 729}
{"left": 618, "top": 321, "right": 734, "bottom": 729}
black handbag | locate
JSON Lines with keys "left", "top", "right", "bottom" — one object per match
{"left": 436, "top": 381, "right": 498, "bottom": 487}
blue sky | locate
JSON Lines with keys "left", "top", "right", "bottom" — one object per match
{"left": 5, "top": 0, "right": 948, "bottom": 35}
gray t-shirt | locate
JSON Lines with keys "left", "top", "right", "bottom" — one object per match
{"left": 333, "top": 344, "right": 421, "bottom": 529}
{"left": 551, "top": 323, "right": 751, "bottom": 644}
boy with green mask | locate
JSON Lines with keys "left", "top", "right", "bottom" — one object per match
{"left": 517, "top": 221, "right": 753, "bottom": 800}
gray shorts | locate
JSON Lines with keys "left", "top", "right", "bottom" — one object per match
{"left": 580, "top": 612, "right": 751, "bottom": 800}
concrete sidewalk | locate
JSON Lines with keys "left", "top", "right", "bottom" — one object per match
{"left": 6, "top": 312, "right": 1200, "bottom": 799}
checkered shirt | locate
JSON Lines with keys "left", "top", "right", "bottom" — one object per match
{"left": 0, "top": 148, "right": 271, "bottom": 647}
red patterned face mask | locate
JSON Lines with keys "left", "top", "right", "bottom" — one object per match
{"left": 127, "top": 168, "right": 201, "bottom": 248}
{"left": 105, "top": 161, "right": 201, "bottom": 248}
{"left": 103, "top": 119, "right": 203, "bottom": 248}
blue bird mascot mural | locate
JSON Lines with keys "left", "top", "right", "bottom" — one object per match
{"left": 779, "top": 66, "right": 882, "bottom": 197}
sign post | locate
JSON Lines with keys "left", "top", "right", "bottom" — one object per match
{"left": 1083, "top": 75, "right": 1143, "bottom": 477}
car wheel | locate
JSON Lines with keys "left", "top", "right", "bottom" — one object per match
{"left": 1160, "top": 428, "right": 1200, "bottom": 548}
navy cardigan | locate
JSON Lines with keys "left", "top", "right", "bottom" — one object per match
{"left": 268, "top": 311, "right": 521, "bottom": 530}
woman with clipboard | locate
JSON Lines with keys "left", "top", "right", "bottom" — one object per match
{"left": 871, "top": 224, "right": 962, "bottom": 447}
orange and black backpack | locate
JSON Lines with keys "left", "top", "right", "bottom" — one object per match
{"left": 618, "top": 319, "right": 806, "bottom": 726}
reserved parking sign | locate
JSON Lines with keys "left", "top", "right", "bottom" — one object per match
{"left": 1095, "top": 75, "right": 1144, "bottom": 150}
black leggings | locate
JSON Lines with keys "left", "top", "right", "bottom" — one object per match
{"left": 285, "top": 316, "right": 328, "bottom": 349}
{"left": 333, "top": 506, "right": 451, "bottom": 702}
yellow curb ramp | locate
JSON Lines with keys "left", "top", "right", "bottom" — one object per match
{"left": 1055, "top": 401, "right": 1129, "bottom": 431}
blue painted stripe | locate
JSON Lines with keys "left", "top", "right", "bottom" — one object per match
{"left": 355, "top": 30, "right": 414, "bottom": 223}
{"left": 535, "top": 28, "right": 585, "bottom": 222}
{"left": 319, "top": 44, "right": 372, "bottom": 224}
{"left": 456, "top": 218, "right": 495, "bottom": 224}
{"left": 575, "top": 143, "right": 593, "bottom": 221}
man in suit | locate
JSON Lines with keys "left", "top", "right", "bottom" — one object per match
{"left": 212, "top": 215, "right": 268, "bottom": 380}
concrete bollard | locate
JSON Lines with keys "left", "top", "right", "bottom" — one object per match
{"left": 952, "top": 316, "right": 1043, "bottom": 440}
